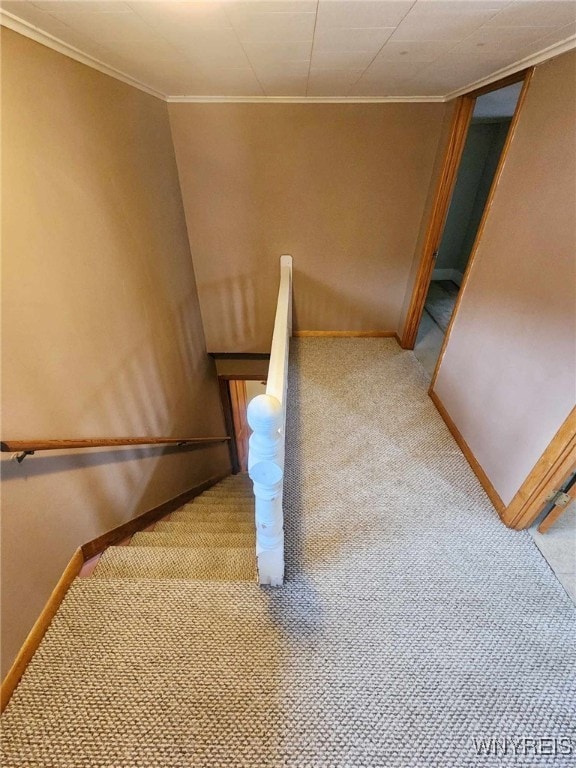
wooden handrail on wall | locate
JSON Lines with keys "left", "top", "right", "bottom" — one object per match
{"left": 247, "top": 254, "right": 293, "bottom": 586}
{"left": 1, "top": 437, "right": 230, "bottom": 463}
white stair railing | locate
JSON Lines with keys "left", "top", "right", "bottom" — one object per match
{"left": 247, "top": 255, "right": 292, "bottom": 585}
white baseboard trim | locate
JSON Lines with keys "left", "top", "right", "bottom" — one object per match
{"left": 432, "top": 268, "right": 464, "bottom": 286}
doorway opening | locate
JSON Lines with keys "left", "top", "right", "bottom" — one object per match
{"left": 218, "top": 376, "right": 267, "bottom": 473}
{"left": 404, "top": 74, "right": 530, "bottom": 377}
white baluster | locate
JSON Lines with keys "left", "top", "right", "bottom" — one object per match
{"left": 247, "top": 394, "right": 284, "bottom": 586}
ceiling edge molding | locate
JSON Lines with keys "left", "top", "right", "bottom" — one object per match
{"left": 3, "top": 7, "right": 574, "bottom": 105}
{"left": 166, "top": 95, "right": 445, "bottom": 103}
{"left": 447, "top": 33, "right": 576, "bottom": 100}
{"left": 0, "top": 9, "right": 442, "bottom": 104}
{"left": 0, "top": 10, "right": 167, "bottom": 101}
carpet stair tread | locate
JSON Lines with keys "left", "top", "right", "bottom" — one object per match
{"left": 92, "top": 546, "right": 256, "bottom": 581}
{"left": 178, "top": 507, "right": 253, "bottom": 520}
{"left": 183, "top": 497, "right": 253, "bottom": 507}
{"left": 200, "top": 484, "right": 252, "bottom": 492}
{"left": 187, "top": 497, "right": 253, "bottom": 506}
{"left": 155, "top": 518, "right": 255, "bottom": 534}
{"left": 214, "top": 482, "right": 251, "bottom": 492}
{"left": 176, "top": 504, "right": 253, "bottom": 518}
{"left": 199, "top": 489, "right": 253, "bottom": 497}
{"left": 130, "top": 531, "right": 255, "bottom": 548}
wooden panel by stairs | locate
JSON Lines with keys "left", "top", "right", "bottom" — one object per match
{"left": 92, "top": 474, "right": 256, "bottom": 582}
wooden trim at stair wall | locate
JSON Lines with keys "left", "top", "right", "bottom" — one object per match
{"left": 0, "top": 471, "right": 230, "bottom": 712}
{"left": 429, "top": 390, "right": 505, "bottom": 514}
{"left": 400, "top": 96, "right": 475, "bottom": 349}
{"left": 0, "top": 548, "right": 84, "bottom": 713}
{"left": 229, "top": 380, "right": 249, "bottom": 473}
{"left": 501, "top": 407, "right": 576, "bottom": 530}
{"left": 81, "top": 471, "right": 230, "bottom": 559}
{"left": 430, "top": 395, "right": 576, "bottom": 532}
{"left": 537, "top": 483, "right": 576, "bottom": 534}
{"left": 218, "top": 377, "right": 241, "bottom": 474}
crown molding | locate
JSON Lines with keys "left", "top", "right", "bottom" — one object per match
{"left": 447, "top": 33, "right": 576, "bottom": 100}
{"left": 3, "top": 8, "right": 575, "bottom": 105}
{"left": 166, "top": 95, "right": 445, "bottom": 103}
{"left": 0, "top": 10, "right": 166, "bottom": 101}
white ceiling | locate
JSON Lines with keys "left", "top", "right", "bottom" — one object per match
{"left": 2, "top": 1, "right": 576, "bottom": 100}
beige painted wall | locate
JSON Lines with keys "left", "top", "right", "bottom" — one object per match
{"left": 245, "top": 380, "right": 267, "bottom": 404}
{"left": 168, "top": 102, "right": 448, "bottom": 351}
{"left": 1, "top": 30, "right": 229, "bottom": 677}
{"left": 433, "top": 51, "right": 576, "bottom": 506}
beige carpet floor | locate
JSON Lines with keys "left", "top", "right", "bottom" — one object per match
{"left": 2, "top": 339, "right": 575, "bottom": 767}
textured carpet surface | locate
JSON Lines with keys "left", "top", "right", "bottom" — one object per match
{"left": 130, "top": 530, "right": 255, "bottom": 549}
{"left": 183, "top": 497, "right": 254, "bottom": 506}
{"left": 92, "top": 545, "right": 256, "bottom": 581}
{"left": 155, "top": 517, "right": 255, "bottom": 533}
{"left": 2, "top": 339, "right": 575, "bottom": 767}
{"left": 90, "top": 477, "right": 256, "bottom": 582}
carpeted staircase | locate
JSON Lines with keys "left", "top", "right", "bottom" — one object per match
{"left": 93, "top": 473, "right": 256, "bottom": 582}
{"left": 2, "top": 340, "right": 576, "bottom": 768}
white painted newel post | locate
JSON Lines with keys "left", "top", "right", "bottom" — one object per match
{"left": 248, "top": 255, "right": 292, "bottom": 586}
{"left": 247, "top": 395, "right": 284, "bottom": 585}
